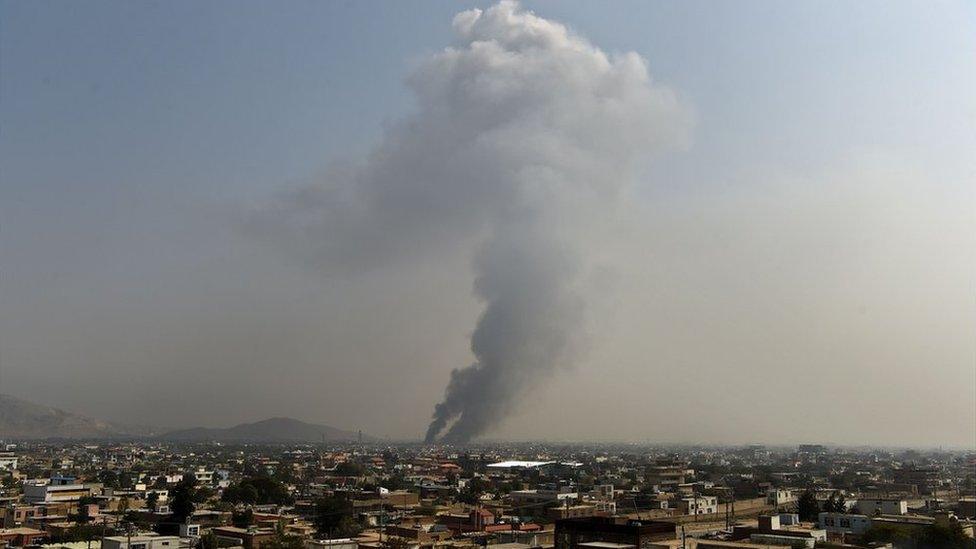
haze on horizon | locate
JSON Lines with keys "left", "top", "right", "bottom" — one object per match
{"left": 1, "top": 1, "right": 973, "bottom": 448}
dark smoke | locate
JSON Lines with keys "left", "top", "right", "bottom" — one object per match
{"left": 425, "top": 223, "right": 584, "bottom": 443}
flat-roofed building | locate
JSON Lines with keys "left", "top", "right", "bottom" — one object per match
{"left": 102, "top": 535, "right": 179, "bottom": 549}
{"left": 855, "top": 498, "right": 908, "bottom": 516}
{"left": 23, "top": 483, "right": 91, "bottom": 505}
{"left": 555, "top": 517, "right": 675, "bottom": 549}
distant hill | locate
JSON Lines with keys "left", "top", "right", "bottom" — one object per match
{"left": 0, "top": 393, "right": 152, "bottom": 439}
{"left": 161, "top": 417, "right": 366, "bottom": 442}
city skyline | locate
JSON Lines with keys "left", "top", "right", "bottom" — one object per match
{"left": 1, "top": 1, "right": 974, "bottom": 447}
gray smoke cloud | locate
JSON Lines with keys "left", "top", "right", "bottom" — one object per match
{"left": 254, "top": 1, "right": 690, "bottom": 443}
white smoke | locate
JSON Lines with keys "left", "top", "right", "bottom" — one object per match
{"left": 254, "top": 1, "right": 691, "bottom": 443}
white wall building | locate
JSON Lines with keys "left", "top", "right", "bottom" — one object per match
{"left": 0, "top": 453, "right": 18, "bottom": 471}
{"left": 819, "top": 512, "right": 872, "bottom": 536}
{"left": 766, "top": 489, "right": 798, "bottom": 506}
{"left": 24, "top": 482, "right": 92, "bottom": 504}
{"left": 856, "top": 499, "right": 908, "bottom": 516}
{"left": 676, "top": 495, "right": 718, "bottom": 515}
{"left": 102, "top": 535, "right": 180, "bottom": 549}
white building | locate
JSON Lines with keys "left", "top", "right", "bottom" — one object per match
{"left": 305, "top": 539, "right": 357, "bottom": 549}
{"left": 676, "top": 495, "right": 718, "bottom": 515}
{"left": 509, "top": 488, "right": 579, "bottom": 506}
{"left": 24, "top": 482, "right": 92, "bottom": 504}
{"left": 102, "top": 535, "right": 180, "bottom": 549}
{"left": 819, "top": 512, "right": 872, "bottom": 536}
{"left": 856, "top": 498, "right": 907, "bottom": 516}
{"left": 766, "top": 489, "right": 798, "bottom": 506}
{"left": 0, "top": 453, "right": 18, "bottom": 471}
{"left": 188, "top": 469, "right": 214, "bottom": 485}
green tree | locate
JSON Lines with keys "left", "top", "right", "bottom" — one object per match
{"left": 171, "top": 477, "right": 198, "bottom": 524}
{"left": 232, "top": 509, "right": 254, "bottom": 528}
{"left": 822, "top": 491, "right": 846, "bottom": 513}
{"left": 334, "top": 462, "right": 365, "bottom": 477}
{"left": 795, "top": 490, "right": 819, "bottom": 521}
{"left": 260, "top": 532, "right": 304, "bottom": 549}
{"left": 222, "top": 476, "right": 292, "bottom": 505}
{"left": 146, "top": 492, "right": 160, "bottom": 512}
{"left": 313, "top": 495, "right": 360, "bottom": 538}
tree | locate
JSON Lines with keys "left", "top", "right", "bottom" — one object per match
{"left": 260, "top": 532, "right": 304, "bottom": 549}
{"left": 795, "top": 490, "right": 819, "bottom": 521}
{"left": 334, "top": 462, "right": 365, "bottom": 477}
{"left": 313, "top": 495, "right": 360, "bottom": 538}
{"left": 222, "top": 476, "right": 292, "bottom": 506}
{"left": 232, "top": 509, "right": 254, "bottom": 528}
{"left": 171, "top": 477, "right": 198, "bottom": 524}
{"left": 99, "top": 470, "right": 120, "bottom": 489}
{"left": 822, "top": 491, "right": 846, "bottom": 513}
{"left": 117, "top": 496, "right": 131, "bottom": 516}
{"left": 146, "top": 492, "right": 160, "bottom": 512}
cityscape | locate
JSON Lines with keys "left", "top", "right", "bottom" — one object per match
{"left": 0, "top": 441, "right": 973, "bottom": 549}
{"left": 1, "top": 2, "right": 973, "bottom": 549}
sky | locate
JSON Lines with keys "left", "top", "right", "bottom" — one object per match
{"left": 1, "top": 0, "right": 974, "bottom": 447}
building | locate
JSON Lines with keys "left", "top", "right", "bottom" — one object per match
{"left": 0, "top": 455, "right": 17, "bottom": 471}
{"left": 509, "top": 488, "right": 579, "bottom": 507}
{"left": 187, "top": 469, "right": 214, "bottom": 485}
{"left": 23, "top": 482, "right": 91, "bottom": 504}
{"left": 818, "top": 512, "right": 872, "bottom": 538}
{"left": 855, "top": 498, "right": 907, "bottom": 516}
{"left": 549, "top": 505, "right": 609, "bottom": 521}
{"left": 102, "top": 536, "right": 180, "bottom": 549}
{"left": 958, "top": 497, "right": 976, "bottom": 519}
{"left": 729, "top": 516, "right": 826, "bottom": 549}
{"left": 672, "top": 496, "right": 718, "bottom": 516}
{"left": 305, "top": 539, "right": 357, "bottom": 549}
{"left": 0, "top": 528, "right": 47, "bottom": 547}
{"left": 554, "top": 517, "right": 675, "bottom": 549}
{"left": 644, "top": 460, "right": 692, "bottom": 489}
{"left": 765, "top": 489, "right": 797, "bottom": 507}
{"left": 892, "top": 466, "right": 941, "bottom": 495}
{"left": 212, "top": 527, "right": 275, "bottom": 549}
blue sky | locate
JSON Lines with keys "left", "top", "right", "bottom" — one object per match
{"left": 1, "top": 1, "right": 973, "bottom": 445}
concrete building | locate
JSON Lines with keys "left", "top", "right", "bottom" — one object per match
{"left": 0, "top": 455, "right": 17, "bottom": 471}
{"left": 765, "top": 489, "right": 797, "bottom": 507}
{"left": 211, "top": 527, "right": 274, "bottom": 549}
{"left": 554, "top": 517, "right": 675, "bottom": 549}
{"left": 304, "top": 539, "right": 356, "bottom": 549}
{"left": 855, "top": 498, "right": 908, "bottom": 516}
{"left": 892, "top": 466, "right": 942, "bottom": 495}
{"left": 0, "top": 528, "right": 47, "bottom": 547}
{"left": 102, "top": 536, "right": 179, "bottom": 549}
{"left": 509, "top": 488, "right": 579, "bottom": 507}
{"left": 672, "top": 496, "right": 718, "bottom": 516}
{"left": 819, "top": 512, "right": 872, "bottom": 537}
{"left": 23, "top": 482, "right": 91, "bottom": 504}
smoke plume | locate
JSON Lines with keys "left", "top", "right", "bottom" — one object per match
{"left": 255, "top": 1, "right": 689, "bottom": 443}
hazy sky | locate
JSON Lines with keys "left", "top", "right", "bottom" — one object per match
{"left": 1, "top": 1, "right": 974, "bottom": 447}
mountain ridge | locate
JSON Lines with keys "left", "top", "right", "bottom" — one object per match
{"left": 161, "top": 416, "right": 367, "bottom": 442}
{"left": 0, "top": 394, "right": 365, "bottom": 442}
{"left": 0, "top": 393, "right": 152, "bottom": 439}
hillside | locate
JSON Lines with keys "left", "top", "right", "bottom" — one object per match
{"left": 0, "top": 393, "right": 150, "bottom": 439}
{"left": 161, "top": 417, "right": 366, "bottom": 442}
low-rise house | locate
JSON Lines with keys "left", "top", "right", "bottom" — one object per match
{"left": 102, "top": 535, "right": 180, "bottom": 549}
{"left": 855, "top": 498, "right": 907, "bottom": 516}
{"left": 818, "top": 512, "right": 872, "bottom": 538}
{"left": 0, "top": 527, "right": 48, "bottom": 547}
